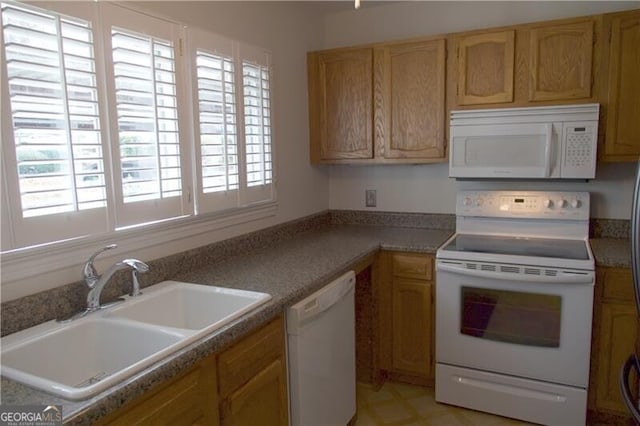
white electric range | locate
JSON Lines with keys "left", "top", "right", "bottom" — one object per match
{"left": 435, "top": 190, "right": 594, "bottom": 426}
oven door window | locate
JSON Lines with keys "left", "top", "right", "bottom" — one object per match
{"left": 461, "top": 286, "right": 561, "bottom": 348}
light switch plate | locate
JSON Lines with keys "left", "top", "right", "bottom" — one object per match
{"left": 365, "top": 190, "right": 376, "bottom": 207}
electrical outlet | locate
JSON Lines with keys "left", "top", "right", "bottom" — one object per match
{"left": 365, "top": 190, "right": 377, "bottom": 207}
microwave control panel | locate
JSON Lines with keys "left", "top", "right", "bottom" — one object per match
{"left": 561, "top": 122, "right": 598, "bottom": 178}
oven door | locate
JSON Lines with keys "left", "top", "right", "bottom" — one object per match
{"left": 436, "top": 260, "right": 594, "bottom": 388}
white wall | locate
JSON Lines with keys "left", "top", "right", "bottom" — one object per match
{"left": 329, "top": 162, "right": 638, "bottom": 219}
{"left": 324, "top": 1, "right": 640, "bottom": 219}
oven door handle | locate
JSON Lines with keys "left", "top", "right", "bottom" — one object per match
{"left": 437, "top": 262, "right": 593, "bottom": 284}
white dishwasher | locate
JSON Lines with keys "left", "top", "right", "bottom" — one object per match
{"left": 286, "top": 270, "right": 356, "bottom": 426}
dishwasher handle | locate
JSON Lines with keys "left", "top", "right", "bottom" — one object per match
{"left": 287, "top": 271, "right": 355, "bottom": 333}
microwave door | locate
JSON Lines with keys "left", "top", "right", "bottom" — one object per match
{"left": 450, "top": 123, "right": 557, "bottom": 178}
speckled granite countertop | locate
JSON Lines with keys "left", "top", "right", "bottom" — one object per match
{"left": 590, "top": 238, "right": 631, "bottom": 268}
{"left": 0, "top": 224, "right": 452, "bottom": 425}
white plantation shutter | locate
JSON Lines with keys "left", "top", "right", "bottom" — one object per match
{"left": 189, "top": 29, "right": 238, "bottom": 214}
{"left": 0, "top": 1, "right": 109, "bottom": 247}
{"left": 1, "top": 2, "right": 277, "bottom": 253}
{"left": 239, "top": 45, "right": 274, "bottom": 206}
{"left": 100, "top": 3, "right": 188, "bottom": 227}
{"left": 189, "top": 31, "right": 275, "bottom": 213}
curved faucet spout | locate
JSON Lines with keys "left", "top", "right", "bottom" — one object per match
{"left": 86, "top": 258, "right": 149, "bottom": 311}
{"left": 121, "top": 258, "right": 150, "bottom": 273}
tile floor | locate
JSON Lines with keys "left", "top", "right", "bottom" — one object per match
{"left": 355, "top": 382, "right": 533, "bottom": 426}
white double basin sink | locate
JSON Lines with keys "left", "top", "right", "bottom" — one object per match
{"left": 1, "top": 281, "right": 271, "bottom": 400}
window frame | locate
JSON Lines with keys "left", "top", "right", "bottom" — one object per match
{"left": 0, "top": 1, "right": 277, "bottom": 285}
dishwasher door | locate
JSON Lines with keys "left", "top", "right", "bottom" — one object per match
{"left": 286, "top": 270, "right": 356, "bottom": 426}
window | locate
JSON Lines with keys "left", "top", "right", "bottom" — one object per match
{"left": 1, "top": 1, "right": 109, "bottom": 248}
{"left": 188, "top": 28, "right": 274, "bottom": 214}
{"left": 99, "top": 3, "right": 188, "bottom": 228}
{"left": 1, "top": 1, "right": 275, "bottom": 254}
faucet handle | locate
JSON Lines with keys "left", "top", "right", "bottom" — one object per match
{"left": 83, "top": 244, "right": 117, "bottom": 288}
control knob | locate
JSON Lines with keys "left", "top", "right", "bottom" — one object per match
{"left": 571, "top": 199, "right": 581, "bottom": 208}
{"left": 557, "top": 199, "right": 568, "bottom": 208}
{"left": 463, "top": 197, "right": 473, "bottom": 206}
{"left": 543, "top": 199, "right": 554, "bottom": 209}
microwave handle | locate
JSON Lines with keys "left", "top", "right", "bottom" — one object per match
{"left": 543, "top": 123, "right": 553, "bottom": 177}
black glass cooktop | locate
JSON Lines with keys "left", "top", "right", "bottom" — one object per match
{"left": 441, "top": 234, "right": 589, "bottom": 261}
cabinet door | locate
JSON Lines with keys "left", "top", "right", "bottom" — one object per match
{"left": 596, "top": 302, "right": 638, "bottom": 413}
{"left": 309, "top": 49, "right": 373, "bottom": 161}
{"left": 529, "top": 21, "right": 594, "bottom": 101}
{"left": 392, "top": 278, "right": 433, "bottom": 378}
{"left": 100, "top": 356, "right": 218, "bottom": 426}
{"left": 220, "top": 359, "right": 288, "bottom": 426}
{"left": 375, "top": 40, "right": 446, "bottom": 160}
{"left": 456, "top": 30, "right": 515, "bottom": 105}
{"left": 603, "top": 11, "right": 640, "bottom": 161}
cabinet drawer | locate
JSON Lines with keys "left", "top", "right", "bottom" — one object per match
{"left": 602, "top": 268, "right": 634, "bottom": 303}
{"left": 218, "top": 316, "right": 284, "bottom": 398}
{"left": 392, "top": 253, "right": 433, "bottom": 280}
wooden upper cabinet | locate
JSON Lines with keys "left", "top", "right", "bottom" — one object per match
{"left": 602, "top": 10, "right": 640, "bottom": 161}
{"left": 374, "top": 39, "right": 446, "bottom": 160}
{"left": 456, "top": 30, "right": 515, "bottom": 105}
{"left": 529, "top": 20, "right": 594, "bottom": 101}
{"left": 308, "top": 48, "right": 373, "bottom": 161}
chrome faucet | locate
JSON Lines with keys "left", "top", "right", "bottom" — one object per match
{"left": 86, "top": 258, "right": 149, "bottom": 310}
{"left": 58, "top": 245, "right": 149, "bottom": 322}
{"left": 83, "top": 244, "right": 149, "bottom": 311}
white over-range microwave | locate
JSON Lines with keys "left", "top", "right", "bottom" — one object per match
{"left": 449, "top": 103, "right": 600, "bottom": 179}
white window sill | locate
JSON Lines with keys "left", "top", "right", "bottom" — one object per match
{"left": 1, "top": 202, "right": 277, "bottom": 285}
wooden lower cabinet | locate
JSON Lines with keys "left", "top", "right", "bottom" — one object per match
{"left": 596, "top": 302, "right": 637, "bottom": 413}
{"left": 380, "top": 251, "right": 435, "bottom": 383}
{"left": 219, "top": 359, "right": 288, "bottom": 426}
{"left": 391, "top": 278, "right": 433, "bottom": 377}
{"left": 98, "top": 355, "right": 219, "bottom": 426}
{"left": 590, "top": 267, "right": 638, "bottom": 420}
{"left": 218, "top": 316, "right": 288, "bottom": 426}
{"left": 100, "top": 316, "right": 288, "bottom": 426}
